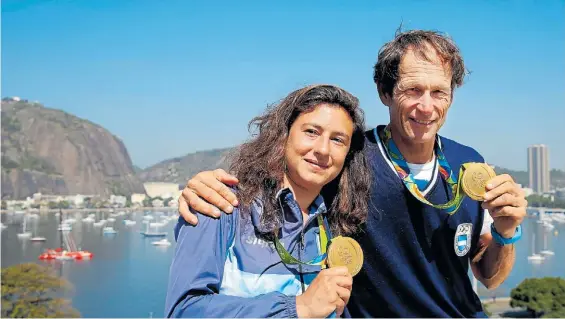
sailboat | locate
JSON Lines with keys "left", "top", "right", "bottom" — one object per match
{"left": 123, "top": 219, "right": 136, "bottom": 226}
{"left": 140, "top": 220, "right": 167, "bottom": 237}
{"left": 93, "top": 211, "right": 107, "bottom": 227}
{"left": 83, "top": 213, "right": 95, "bottom": 223}
{"left": 540, "top": 231, "right": 555, "bottom": 256}
{"left": 152, "top": 238, "right": 171, "bottom": 246}
{"left": 103, "top": 225, "right": 117, "bottom": 235}
{"left": 30, "top": 216, "right": 46, "bottom": 242}
{"left": 102, "top": 216, "right": 117, "bottom": 235}
{"left": 527, "top": 236, "right": 545, "bottom": 261}
{"left": 542, "top": 220, "right": 555, "bottom": 231}
{"left": 17, "top": 215, "right": 32, "bottom": 238}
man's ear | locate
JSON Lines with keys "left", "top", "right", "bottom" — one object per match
{"left": 376, "top": 83, "right": 392, "bottom": 107}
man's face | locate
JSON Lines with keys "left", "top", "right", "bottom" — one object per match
{"left": 383, "top": 47, "right": 453, "bottom": 146}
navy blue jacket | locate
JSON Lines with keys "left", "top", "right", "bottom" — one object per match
{"left": 345, "top": 126, "right": 487, "bottom": 317}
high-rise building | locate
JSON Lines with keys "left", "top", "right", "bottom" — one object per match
{"left": 527, "top": 144, "right": 550, "bottom": 193}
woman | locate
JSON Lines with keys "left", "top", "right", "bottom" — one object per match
{"left": 164, "top": 84, "right": 371, "bottom": 318}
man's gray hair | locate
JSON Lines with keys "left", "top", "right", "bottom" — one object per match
{"left": 373, "top": 27, "right": 468, "bottom": 98}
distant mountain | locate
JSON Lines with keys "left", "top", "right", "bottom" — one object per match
{"left": 492, "top": 167, "right": 529, "bottom": 187}
{"left": 137, "top": 148, "right": 233, "bottom": 185}
{"left": 1, "top": 99, "right": 144, "bottom": 199}
{"left": 549, "top": 169, "right": 565, "bottom": 189}
{"left": 494, "top": 166, "right": 565, "bottom": 189}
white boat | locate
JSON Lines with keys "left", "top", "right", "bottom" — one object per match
{"left": 527, "top": 254, "right": 545, "bottom": 261}
{"left": 141, "top": 221, "right": 167, "bottom": 237}
{"left": 150, "top": 222, "right": 166, "bottom": 228}
{"left": 123, "top": 219, "right": 136, "bottom": 226}
{"left": 540, "top": 250, "right": 555, "bottom": 256}
{"left": 107, "top": 217, "right": 116, "bottom": 222}
{"left": 103, "top": 226, "right": 117, "bottom": 234}
{"left": 30, "top": 218, "right": 46, "bottom": 242}
{"left": 540, "top": 232, "right": 555, "bottom": 256}
{"left": 17, "top": 232, "right": 32, "bottom": 238}
{"left": 542, "top": 221, "right": 555, "bottom": 231}
{"left": 152, "top": 238, "right": 171, "bottom": 246}
{"left": 58, "top": 224, "right": 72, "bottom": 231}
{"left": 528, "top": 236, "right": 546, "bottom": 261}
{"left": 63, "top": 218, "right": 76, "bottom": 224}
{"left": 82, "top": 216, "right": 95, "bottom": 223}
{"left": 93, "top": 220, "right": 106, "bottom": 227}
{"left": 1, "top": 223, "right": 7, "bottom": 230}
{"left": 143, "top": 215, "right": 155, "bottom": 221}
{"left": 55, "top": 253, "right": 74, "bottom": 261}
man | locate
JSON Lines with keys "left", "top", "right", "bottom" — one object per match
{"left": 175, "top": 29, "right": 526, "bottom": 317}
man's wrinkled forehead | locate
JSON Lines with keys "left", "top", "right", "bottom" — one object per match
{"left": 400, "top": 44, "right": 452, "bottom": 76}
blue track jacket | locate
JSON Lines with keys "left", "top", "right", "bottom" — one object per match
{"left": 164, "top": 188, "right": 330, "bottom": 318}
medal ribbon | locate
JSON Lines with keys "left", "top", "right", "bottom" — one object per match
{"left": 273, "top": 214, "right": 332, "bottom": 266}
{"left": 378, "top": 125, "right": 468, "bottom": 215}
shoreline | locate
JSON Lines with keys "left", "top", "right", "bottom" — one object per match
{"left": 0, "top": 207, "right": 178, "bottom": 214}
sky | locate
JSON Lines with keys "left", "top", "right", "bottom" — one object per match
{"left": 2, "top": 0, "right": 564, "bottom": 170}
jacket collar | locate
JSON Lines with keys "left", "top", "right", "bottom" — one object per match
{"left": 249, "top": 187, "right": 327, "bottom": 237}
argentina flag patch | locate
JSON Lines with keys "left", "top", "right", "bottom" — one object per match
{"left": 454, "top": 223, "right": 473, "bottom": 257}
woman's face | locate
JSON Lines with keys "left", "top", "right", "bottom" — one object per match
{"left": 284, "top": 103, "right": 354, "bottom": 193}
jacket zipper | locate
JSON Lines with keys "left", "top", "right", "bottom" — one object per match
{"left": 298, "top": 233, "right": 306, "bottom": 294}
{"left": 277, "top": 194, "right": 311, "bottom": 294}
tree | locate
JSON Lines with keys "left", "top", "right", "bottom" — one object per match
{"left": 58, "top": 201, "right": 70, "bottom": 209}
{"left": 526, "top": 194, "right": 565, "bottom": 209}
{"left": 510, "top": 277, "right": 565, "bottom": 318}
{"left": 481, "top": 302, "right": 492, "bottom": 317}
{"left": 1, "top": 263, "right": 80, "bottom": 318}
{"left": 83, "top": 197, "right": 92, "bottom": 208}
{"left": 142, "top": 197, "right": 152, "bottom": 208}
{"left": 1, "top": 200, "right": 6, "bottom": 210}
{"left": 48, "top": 201, "right": 70, "bottom": 210}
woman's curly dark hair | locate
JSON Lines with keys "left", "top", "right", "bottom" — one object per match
{"left": 228, "top": 84, "right": 371, "bottom": 236}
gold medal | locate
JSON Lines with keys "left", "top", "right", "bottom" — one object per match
{"left": 461, "top": 163, "right": 496, "bottom": 201}
{"left": 327, "top": 236, "right": 363, "bottom": 276}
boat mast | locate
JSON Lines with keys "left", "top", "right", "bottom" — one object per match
{"left": 59, "top": 208, "right": 63, "bottom": 250}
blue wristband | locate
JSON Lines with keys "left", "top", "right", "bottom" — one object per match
{"left": 491, "top": 224, "right": 522, "bottom": 245}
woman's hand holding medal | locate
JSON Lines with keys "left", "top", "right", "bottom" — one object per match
{"left": 296, "top": 266, "right": 352, "bottom": 318}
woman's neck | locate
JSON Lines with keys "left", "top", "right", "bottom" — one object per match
{"left": 282, "top": 174, "right": 320, "bottom": 224}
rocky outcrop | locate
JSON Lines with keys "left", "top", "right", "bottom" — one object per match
{"left": 1, "top": 100, "right": 144, "bottom": 199}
